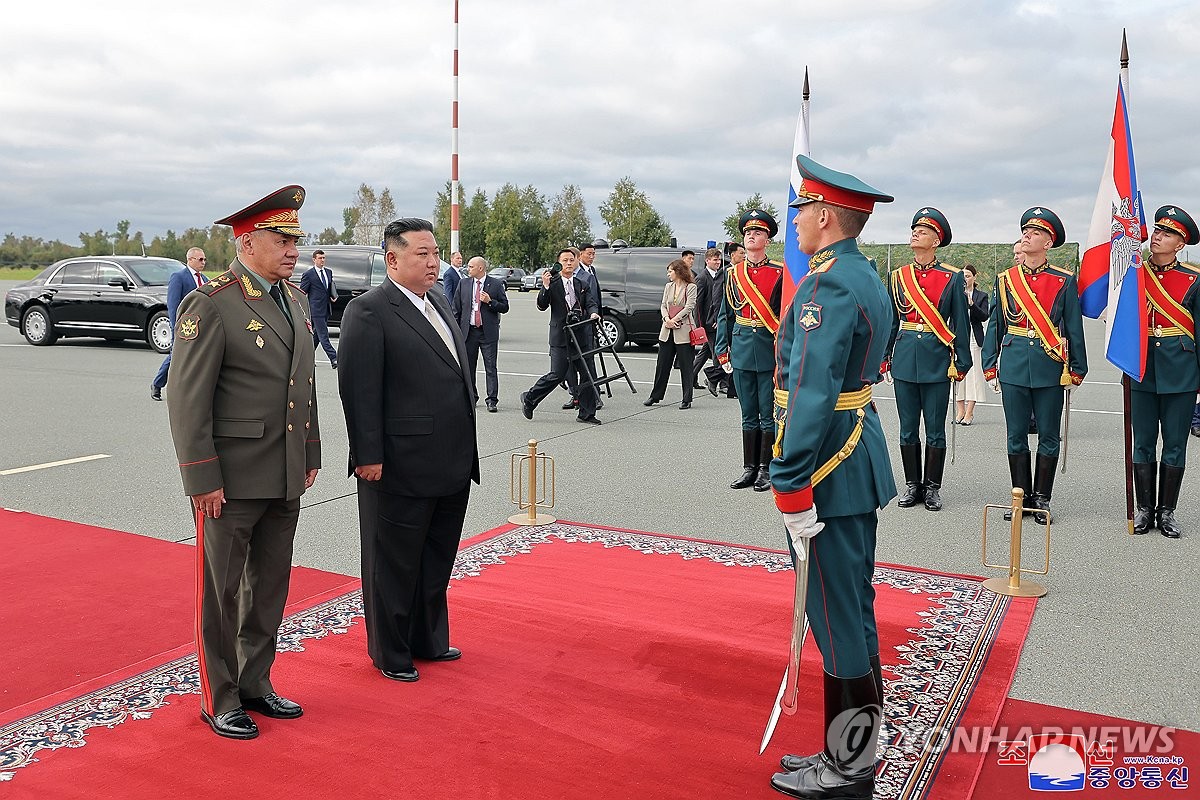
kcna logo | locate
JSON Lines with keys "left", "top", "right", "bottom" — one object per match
{"left": 997, "top": 732, "right": 1188, "bottom": 792}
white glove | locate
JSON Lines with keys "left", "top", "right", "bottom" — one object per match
{"left": 988, "top": 377, "right": 1001, "bottom": 393}
{"left": 883, "top": 370, "right": 894, "bottom": 386}
{"left": 721, "top": 360, "right": 734, "bottom": 374}
{"left": 783, "top": 508, "right": 824, "bottom": 557}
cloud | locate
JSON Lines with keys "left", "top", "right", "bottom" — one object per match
{"left": 0, "top": 0, "right": 1197, "bottom": 254}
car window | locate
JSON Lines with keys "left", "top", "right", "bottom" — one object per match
{"left": 124, "top": 258, "right": 184, "bottom": 286}
{"left": 321, "top": 250, "right": 371, "bottom": 288}
{"left": 55, "top": 262, "right": 97, "bottom": 284}
{"left": 626, "top": 253, "right": 671, "bottom": 307}
{"left": 96, "top": 264, "right": 127, "bottom": 285}
{"left": 370, "top": 253, "right": 389, "bottom": 287}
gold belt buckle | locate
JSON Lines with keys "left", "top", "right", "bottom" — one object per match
{"left": 916, "top": 322, "right": 925, "bottom": 332}
{"left": 1027, "top": 329, "right": 1037, "bottom": 339}
{"left": 1154, "top": 325, "right": 1163, "bottom": 338}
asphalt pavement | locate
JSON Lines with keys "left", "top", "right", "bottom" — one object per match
{"left": 1, "top": 279, "right": 1195, "bottom": 729}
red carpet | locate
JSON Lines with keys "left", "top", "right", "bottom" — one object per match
{"left": 1, "top": 516, "right": 1037, "bottom": 799}
{"left": 971, "top": 698, "right": 1197, "bottom": 797}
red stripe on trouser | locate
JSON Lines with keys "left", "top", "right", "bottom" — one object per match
{"left": 194, "top": 508, "right": 213, "bottom": 716}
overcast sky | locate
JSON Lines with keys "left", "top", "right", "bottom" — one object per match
{"left": 2, "top": 0, "right": 1197, "bottom": 252}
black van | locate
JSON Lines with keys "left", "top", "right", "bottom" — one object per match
{"left": 590, "top": 244, "right": 704, "bottom": 349}
{"left": 295, "top": 245, "right": 453, "bottom": 325}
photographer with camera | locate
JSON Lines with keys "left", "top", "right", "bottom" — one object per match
{"left": 520, "top": 248, "right": 603, "bottom": 424}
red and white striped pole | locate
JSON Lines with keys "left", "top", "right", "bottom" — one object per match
{"left": 449, "top": 0, "right": 461, "bottom": 257}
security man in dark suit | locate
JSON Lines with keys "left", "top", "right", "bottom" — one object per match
{"left": 982, "top": 207, "right": 1087, "bottom": 524}
{"left": 151, "top": 247, "right": 208, "bottom": 400}
{"left": 694, "top": 247, "right": 725, "bottom": 392}
{"left": 167, "top": 186, "right": 320, "bottom": 740}
{"left": 1131, "top": 205, "right": 1200, "bottom": 538}
{"left": 453, "top": 255, "right": 510, "bottom": 412}
{"left": 715, "top": 210, "right": 783, "bottom": 491}
{"left": 521, "top": 248, "right": 602, "bottom": 424}
{"left": 770, "top": 154, "right": 896, "bottom": 800}
{"left": 883, "top": 208, "right": 971, "bottom": 512}
{"left": 565, "top": 244, "right": 604, "bottom": 411}
{"left": 299, "top": 249, "right": 338, "bottom": 368}
{"left": 338, "top": 218, "right": 479, "bottom": 683}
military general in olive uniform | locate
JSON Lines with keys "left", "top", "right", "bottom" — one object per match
{"left": 167, "top": 186, "right": 321, "bottom": 740}
{"left": 770, "top": 155, "right": 896, "bottom": 800}
{"left": 1131, "top": 205, "right": 1200, "bottom": 538}
{"left": 715, "top": 209, "right": 783, "bottom": 492}
{"left": 982, "top": 207, "right": 1086, "bottom": 525}
{"left": 883, "top": 207, "right": 971, "bottom": 512}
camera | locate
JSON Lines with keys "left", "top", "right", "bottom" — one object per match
{"left": 565, "top": 309, "right": 583, "bottom": 326}
{"left": 550, "top": 262, "right": 563, "bottom": 275}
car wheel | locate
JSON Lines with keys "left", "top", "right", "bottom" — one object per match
{"left": 21, "top": 305, "right": 57, "bottom": 346}
{"left": 147, "top": 310, "right": 172, "bottom": 354}
{"left": 599, "top": 315, "right": 625, "bottom": 350}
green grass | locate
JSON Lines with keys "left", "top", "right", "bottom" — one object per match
{"left": 0, "top": 268, "right": 42, "bottom": 281}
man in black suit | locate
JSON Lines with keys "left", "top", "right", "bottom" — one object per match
{"left": 453, "top": 255, "right": 509, "bottom": 412}
{"left": 564, "top": 244, "right": 604, "bottom": 411}
{"left": 299, "top": 249, "right": 338, "bottom": 368}
{"left": 694, "top": 246, "right": 725, "bottom": 393}
{"left": 521, "top": 248, "right": 602, "bottom": 424}
{"left": 337, "top": 218, "right": 480, "bottom": 683}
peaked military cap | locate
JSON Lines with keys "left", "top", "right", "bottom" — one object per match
{"left": 215, "top": 185, "right": 307, "bottom": 238}
{"left": 1153, "top": 205, "right": 1199, "bottom": 246}
{"left": 739, "top": 209, "right": 779, "bottom": 239}
{"left": 1020, "top": 206, "right": 1065, "bottom": 248}
{"left": 911, "top": 207, "right": 952, "bottom": 247}
{"left": 788, "top": 155, "right": 893, "bottom": 214}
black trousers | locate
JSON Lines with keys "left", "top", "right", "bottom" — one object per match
{"left": 649, "top": 337, "right": 695, "bottom": 403}
{"left": 527, "top": 346, "right": 597, "bottom": 418}
{"left": 464, "top": 327, "right": 499, "bottom": 403}
{"left": 311, "top": 314, "right": 337, "bottom": 363}
{"left": 357, "top": 482, "right": 471, "bottom": 672}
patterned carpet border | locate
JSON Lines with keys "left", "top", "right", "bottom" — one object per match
{"left": 1, "top": 522, "right": 1017, "bottom": 800}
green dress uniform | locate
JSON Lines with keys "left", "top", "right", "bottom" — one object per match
{"left": 982, "top": 207, "right": 1086, "bottom": 524}
{"left": 167, "top": 188, "right": 320, "bottom": 735}
{"left": 715, "top": 209, "right": 783, "bottom": 492}
{"left": 1130, "top": 205, "right": 1200, "bottom": 538}
{"left": 884, "top": 208, "right": 972, "bottom": 512}
{"left": 770, "top": 156, "right": 895, "bottom": 800}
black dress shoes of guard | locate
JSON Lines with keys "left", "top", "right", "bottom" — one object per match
{"left": 427, "top": 647, "right": 462, "bottom": 662}
{"left": 240, "top": 692, "right": 303, "bottom": 719}
{"left": 150, "top": 385, "right": 163, "bottom": 401}
{"left": 381, "top": 667, "right": 419, "bottom": 682}
{"left": 577, "top": 415, "right": 602, "bottom": 425}
{"left": 520, "top": 392, "right": 534, "bottom": 420}
{"left": 201, "top": 708, "right": 259, "bottom": 740}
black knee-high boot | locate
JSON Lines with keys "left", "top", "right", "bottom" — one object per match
{"left": 1132, "top": 462, "right": 1156, "bottom": 534}
{"left": 895, "top": 444, "right": 924, "bottom": 508}
{"left": 1157, "top": 464, "right": 1185, "bottom": 538}
{"left": 1002, "top": 453, "right": 1033, "bottom": 521}
{"left": 923, "top": 446, "right": 946, "bottom": 512}
{"left": 731, "top": 430, "right": 760, "bottom": 489}
{"left": 1030, "top": 454, "right": 1058, "bottom": 525}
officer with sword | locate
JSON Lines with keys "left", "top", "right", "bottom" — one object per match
{"left": 765, "top": 155, "right": 896, "bottom": 800}
{"left": 982, "top": 207, "right": 1087, "bottom": 525}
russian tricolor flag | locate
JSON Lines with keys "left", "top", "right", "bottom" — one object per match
{"left": 1078, "top": 77, "right": 1147, "bottom": 381}
{"left": 781, "top": 73, "right": 812, "bottom": 315}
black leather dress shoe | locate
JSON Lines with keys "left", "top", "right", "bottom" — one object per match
{"left": 201, "top": 708, "right": 259, "bottom": 739}
{"left": 330, "top": 360, "right": 338, "bottom": 370}
{"left": 520, "top": 392, "right": 534, "bottom": 420}
{"left": 427, "top": 647, "right": 461, "bottom": 662}
{"left": 150, "top": 385, "right": 163, "bottom": 401}
{"left": 380, "top": 667, "right": 419, "bottom": 682}
{"left": 577, "top": 415, "right": 601, "bottom": 425}
{"left": 486, "top": 400, "right": 497, "bottom": 413}
{"left": 240, "top": 692, "right": 303, "bottom": 719}
{"left": 706, "top": 377, "right": 719, "bottom": 398}
{"left": 1192, "top": 425, "right": 1200, "bottom": 439}
{"left": 643, "top": 398, "right": 659, "bottom": 406}
{"left": 679, "top": 401, "right": 691, "bottom": 409}
{"left": 562, "top": 398, "right": 579, "bottom": 410}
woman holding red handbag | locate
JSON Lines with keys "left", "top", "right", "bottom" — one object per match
{"left": 644, "top": 258, "right": 699, "bottom": 409}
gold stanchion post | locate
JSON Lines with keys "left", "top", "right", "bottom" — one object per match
{"left": 981, "top": 487, "right": 1049, "bottom": 598}
{"left": 509, "top": 439, "right": 555, "bottom": 526}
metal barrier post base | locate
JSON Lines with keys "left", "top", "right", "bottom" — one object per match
{"left": 508, "top": 512, "right": 557, "bottom": 526}
{"left": 981, "top": 576, "right": 1047, "bottom": 598}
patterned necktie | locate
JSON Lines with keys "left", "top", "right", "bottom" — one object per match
{"left": 473, "top": 280, "right": 483, "bottom": 327}
{"left": 269, "top": 283, "right": 290, "bottom": 323}
{"left": 564, "top": 277, "right": 575, "bottom": 309}
{"left": 425, "top": 298, "right": 459, "bottom": 364}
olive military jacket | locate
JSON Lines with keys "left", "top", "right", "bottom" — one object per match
{"left": 885, "top": 261, "right": 972, "bottom": 383}
{"left": 771, "top": 238, "right": 897, "bottom": 517}
{"left": 1133, "top": 261, "right": 1200, "bottom": 395}
{"left": 981, "top": 264, "right": 1088, "bottom": 388}
{"left": 168, "top": 260, "right": 321, "bottom": 500}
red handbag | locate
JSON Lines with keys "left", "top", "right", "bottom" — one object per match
{"left": 689, "top": 313, "right": 708, "bottom": 346}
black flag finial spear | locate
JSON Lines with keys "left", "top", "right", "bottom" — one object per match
{"left": 802, "top": 67, "right": 810, "bottom": 102}
{"left": 1121, "top": 28, "right": 1129, "bottom": 69}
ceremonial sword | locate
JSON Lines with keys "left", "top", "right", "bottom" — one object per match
{"left": 1060, "top": 341, "right": 1071, "bottom": 474}
{"left": 759, "top": 539, "right": 811, "bottom": 754}
{"left": 949, "top": 381, "right": 957, "bottom": 464}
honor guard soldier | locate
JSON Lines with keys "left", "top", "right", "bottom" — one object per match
{"left": 1131, "top": 206, "right": 1200, "bottom": 538}
{"left": 770, "top": 155, "right": 896, "bottom": 800}
{"left": 883, "top": 208, "right": 971, "bottom": 511}
{"left": 715, "top": 209, "right": 784, "bottom": 492}
{"left": 167, "top": 186, "right": 321, "bottom": 739}
{"left": 982, "top": 207, "right": 1087, "bottom": 524}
